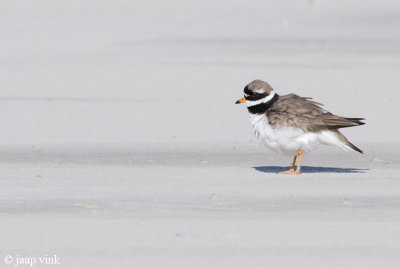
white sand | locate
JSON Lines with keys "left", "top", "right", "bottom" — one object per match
{"left": 1, "top": 1, "right": 400, "bottom": 266}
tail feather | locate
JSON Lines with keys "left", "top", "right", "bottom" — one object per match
{"left": 345, "top": 140, "right": 363, "bottom": 154}
{"left": 335, "top": 130, "right": 363, "bottom": 154}
{"left": 345, "top": 117, "right": 365, "bottom": 126}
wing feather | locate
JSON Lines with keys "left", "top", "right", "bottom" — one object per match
{"left": 267, "top": 94, "right": 365, "bottom": 131}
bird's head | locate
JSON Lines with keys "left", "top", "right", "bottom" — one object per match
{"left": 235, "top": 80, "right": 277, "bottom": 108}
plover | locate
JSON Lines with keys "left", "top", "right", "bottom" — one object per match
{"left": 236, "top": 80, "right": 365, "bottom": 174}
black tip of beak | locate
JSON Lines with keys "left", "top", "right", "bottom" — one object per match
{"left": 235, "top": 100, "right": 241, "bottom": 104}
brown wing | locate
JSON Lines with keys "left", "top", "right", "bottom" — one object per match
{"left": 267, "top": 94, "right": 365, "bottom": 132}
{"left": 319, "top": 114, "right": 365, "bottom": 129}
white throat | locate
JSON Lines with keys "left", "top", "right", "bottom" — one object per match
{"left": 246, "top": 90, "right": 276, "bottom": 107}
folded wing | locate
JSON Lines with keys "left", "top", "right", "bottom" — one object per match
{"left": 267, "top": 94, "right": 365, "bottom": 131}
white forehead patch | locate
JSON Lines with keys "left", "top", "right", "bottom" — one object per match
{"left": 246, "top": 90, "right": 276, "bottom": 107}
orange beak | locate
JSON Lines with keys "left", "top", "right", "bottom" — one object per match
{"left": 235, "top": 97, "right": 246, "bottom": 104}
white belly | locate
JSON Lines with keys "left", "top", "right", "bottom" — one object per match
{"left": 249, "top": 114, "right": 323, "bottom": 155}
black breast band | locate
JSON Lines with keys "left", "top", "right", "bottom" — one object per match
{"left": 247, "top": 94, "right": 279, "bottom": 114}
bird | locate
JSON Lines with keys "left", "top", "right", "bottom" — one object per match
{"left": 235, "top": 79, "right": 365, "bottom": 174}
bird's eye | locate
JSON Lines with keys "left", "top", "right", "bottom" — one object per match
{"left": 244, "top": 86, "right": 253, "bottom": 96}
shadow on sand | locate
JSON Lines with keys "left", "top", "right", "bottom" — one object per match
{"left": 254, "top": 166, "right": 368, "bottom": 174}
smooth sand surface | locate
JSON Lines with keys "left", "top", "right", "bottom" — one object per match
{"left": 0, "top": 143, "right": 400, "bottom": 266}
{"left": 1, "top": 1, "right": 400, "bottom": 266}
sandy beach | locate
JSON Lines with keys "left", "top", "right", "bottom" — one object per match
{"left": 1, "top": 0, "right": 400, "bottom": 266}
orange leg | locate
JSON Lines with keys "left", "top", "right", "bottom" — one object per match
{"left": 277, "top": 154, "right": 297, "bottom": 174}
{"left": 295, "top": 149, "right": 302, "bottom": 174}
{"left": 277, "top": 149, "right": 302, "bottom": 175}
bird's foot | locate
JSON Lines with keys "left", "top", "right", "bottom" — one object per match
{"left": 277, "top": 168, "right": 297, "bottom": 175}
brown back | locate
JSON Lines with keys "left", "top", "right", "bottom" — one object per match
{"left": 267, "top": 94, "right": 364, "bottom": 132}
